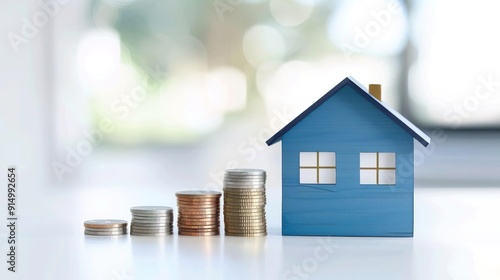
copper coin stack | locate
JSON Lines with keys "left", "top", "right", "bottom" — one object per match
{"left": 84, "top": 219, "right": 128, "bottom": 236}
{"left": 176, "top": 191, "right": 222, "bottom": 236}
{"left": 223, "top": 169, "right": 267, "bottom": 237}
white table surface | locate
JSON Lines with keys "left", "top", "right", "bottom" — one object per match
{"left": 2, "top": 183, "right": 500, "bottom": 280}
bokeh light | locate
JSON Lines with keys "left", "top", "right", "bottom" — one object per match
{"left": 243, "top": 25, "right": 286, "bottom": 68}
{"left": 77, "top": 29, "right": 121, "bottom": 88}
{"left": 327, "top": 0, "right": 408, "bottom": 56}
{"left": 270, "top": 0, "right": 315, "bottom": 27}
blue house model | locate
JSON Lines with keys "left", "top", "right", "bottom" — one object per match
{"left": 266, "top": 77, "right": 430, "bottom": 237}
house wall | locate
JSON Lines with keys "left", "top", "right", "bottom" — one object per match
{"left": 281, "top": 84, "right": 415, "bottom": 236}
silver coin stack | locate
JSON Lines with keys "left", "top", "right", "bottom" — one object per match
{"left": 130, "top": 206, "right": 174, "bottom": 236}
{"left": 84, "top": 219, "right": 128, "bottom": 236}
{"left": 223, "top": 169, "right": 267, "bottom": 237}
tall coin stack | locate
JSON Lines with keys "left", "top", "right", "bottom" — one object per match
{"left": 84, "top": 219, "right": 128, "bottom": 236}
{"left": 223, "top": 169, "right": 267, "bottom": 237}
{"left": 176, "top": 191, "right": 222, "bottom": 236}
{"left": 130, "top": 206, "right": 174, "bottom": 236}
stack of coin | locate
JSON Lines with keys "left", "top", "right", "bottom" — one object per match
{"left": 223, "top": 169, "right": 267, "bottom": 237}
{"left": 130, "top": 206, "right": 173, "bottom": 236}
{"left": 176, "top": 191, "right": 221, "bottom": 236}
{"left": 84, "top": 219, "right": 128, "bottom": 236}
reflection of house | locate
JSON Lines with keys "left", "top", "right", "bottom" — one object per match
{"left": 266, "top": 77, "right": 430, "bottom": 237}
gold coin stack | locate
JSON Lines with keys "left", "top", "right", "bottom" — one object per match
{"left": 84, "top": 219, "right": 128, "bottom": 236}
{"left": 223, "top": 169, "right": 267, "bottom": 237}
{"left": 176, "top": 191, "right": 222, "bottom": 236}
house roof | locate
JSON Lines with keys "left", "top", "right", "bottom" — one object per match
{"left": 266, "top": 76, "right": 430, "bottom": 147}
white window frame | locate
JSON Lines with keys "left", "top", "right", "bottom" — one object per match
{"left": 360, "top": 152, "right": 396, "bottom": 185}
{"left": 299, "top": 152, "right": 336, "bottom": 184}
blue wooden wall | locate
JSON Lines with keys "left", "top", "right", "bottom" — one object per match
{"left": 281, "top": 84, "right": 415, "bottom": 237}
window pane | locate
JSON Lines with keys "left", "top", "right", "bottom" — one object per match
{"left": 379, "top": 153, "right": 396, "bottom": 168}
{"left": 318, "top": 152, "right": 335, "bottom": 167}
{"left": 360, "top": 170, "right": 377, "bottom": 184}
{"left": 300, "top": 168, "right": 317, "bottom": 184}
{"left": 318, "top": 168, "right": 336, "bottom": 184}
{"left": 379, "top": 170, "right": 396, "bottom": 185}
{"left": 360, "top": 153, "right": 377, "bottom": 168}
{"left": 300, "top": 152, "right": 317, "bottom": 167}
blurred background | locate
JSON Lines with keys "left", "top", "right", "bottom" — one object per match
{"left": 1, "top": 1, "right": 500, "bottom": 278}
{"left": 2, "top": 0, "right": 500, "bottom": 193}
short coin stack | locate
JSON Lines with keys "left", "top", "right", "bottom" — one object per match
{"left": 130, "top": 206, "right": 173, "bottom": 236}
{"left": 176, "top": 191, "right": 221, "bottom": 236}
{"left": 223, "top": 169, "right": 267, "bottom": 237}
{"left": 84, "top": 219, "right": 128, "bottom": 236}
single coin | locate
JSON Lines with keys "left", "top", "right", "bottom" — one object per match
{"left": 224, "top": 182, "right": 265, "bottom": 188}
{"left": 223, "top": 192, "right": 266, "bottom": 198}
{"left": 132, "top": 213, "right": 174, "bottom": 220}
{"left": 224, "top": 223, "right": 267, "bottom": 231}
{"left": 223, "top": 188, "right": 266, "bottom": 194}
{"left": 178, "top": 205, "right": 220, "bottom": 210}
{"left": 225, "top": 169, "right": 266, "bottom": 175}
{"left": 178, "top": 224, "right": 219, "bottom": 229}
{"left": 84, "top": 230, "right": 127, "bottom": 236}
{"left": 131, "top": 224, "right": 173, "bottom": 229}
{"left": 130, "top": 228, "right": 174, "bottom": 234}
{"left": 178, "top": 205, "right": 220, "bottom": 209}
{"left": 178, "top": 215, "right": 219, "bottom": 220}
{"left": 177, "top": 203, "right": 220, "bottom": 208}
{"left": 178, "top": 212, "right": 220, "bottom": 217}
{"left": 224, "top": 173, "right": 266, "bottom": 179}
{"left": 131, "top": 214, "right": 173, "bottom": 219}
{"left": 131, "top": 223, "right": 172, "bottom": 228}
{"left": 177, "top": 216, "right": 219, "bottom": 221}
{"left": 178, "top": 219, "right": 219, "bottom": 223}
{"left": 225, "top": 228, "right": 267, "bottom": 233}
{"left": 223, "top": 178, "right": 266, "bottom": 185}
{"left": 176, "top": 199, "right": 220, "bottom": 204}
{"left": 130, "top": 225, "right": 174, "bottom": 232}
{"left": 224, "top": 179, "right": 266, "bottom": 183}
{"left": 223, "top": 207, "right": 265, "bottom": 211}
{"left": 178, "top": 215, "right": 220, "bottom": 220}
{"left": 176, "top": 190, "right": 222, "bottom": 198}
{"left": 131, "top": 219, "right": 173, "bottom": 224}
{"left": 223, "top": 219, "right": 267, "bottom": 224}
{"left": 131, "top": 215, "right": 173, "bottom": 219}
{"left": 224, "top": 196, "right": 266, "bottom": 201}
{"left": 224, "top": 232, "right": 267, "bottom": 237}
{"left": 130, "top": 206, "right": 173, "bottom": 214}
{"left": 178, "top": 211, "right": 220, "bottom": 216}
{"left": 224, "top": 214, "right": 266, "bottom": 218}
{"left": 178, "top": 231, "right": 219, "bottom": 236}
{"left": 224, "top": 219, "right": 267, "bottom": 224}
{"left": 84, "top": 219, "right": 128, "bottom": 229}
{"left": 177, "top": 219, "right": 220, "bottom": 225}
{"left": 130, "top": 230, "right": 173, "bottom": 234}
{"left": 223, "top": 204, "right": 265, "bottom": 209}
{"left": 84, "top": 229, "right": 127, "bottom": 235}
{"left": 130, "top": 232, "right": 173, "bottom": 236}
{"left": 223, "top": 200, "right": 266, "bottom": 205}
{"left": 223, "top": 210, "right": 265, "bottom": 214}
{"left": 179, "top": 226, "right": 220, "bottom": 231}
